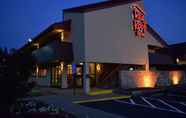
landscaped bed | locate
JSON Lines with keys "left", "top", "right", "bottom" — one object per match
{"left": 6, "top": 99, "right": 76, "bottom": 118}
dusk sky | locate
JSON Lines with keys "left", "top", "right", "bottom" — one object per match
{"left": 0, "top": 0, "right": 186, "bottom": 49}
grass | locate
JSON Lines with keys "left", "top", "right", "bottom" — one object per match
{"left": 88, "top": 89, "right": 113, "bottom": 96}
{"left": 30, "top": 89, "right": 42, "bottom": 97}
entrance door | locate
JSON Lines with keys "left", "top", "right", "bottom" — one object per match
{"left": 76, "top": 65, "right": 83, "bottom": 88}
{"left": 51, "top": 65, "right": 61, "bottom": 88}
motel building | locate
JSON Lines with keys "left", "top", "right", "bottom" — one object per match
{"left": 20, "top": 0, "right": 186, "bottom": 95}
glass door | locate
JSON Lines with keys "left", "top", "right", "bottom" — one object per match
{"left": 76, "top": 65, "right": 83, "bottom": 88}
{"left": 51, "top": 65, "right": 61, "bottom": 88}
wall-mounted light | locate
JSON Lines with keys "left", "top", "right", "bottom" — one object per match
{"left": 143, "top": 74, "right": 152, "bottom": 88}
{"left": 28, "top": 38, "right": 32, "bottom": 43}
{"left": 60, "top": 62, "right": 64, "bottom": 72}
{"left": 129, "top": 67, "right": 134, "bottom": 71}
{"left": 96, "top": 64, "right": 101, "bottom": 72}
{"left": 36, "top": 65, "right": 39, "bottom": 77}
{"left": 176, "top": 58, "right": 180, "bottom": 64}
{"left": 79, "top": 63, "right": 83, "bottom": 65}
{"left": 55, "top": 29, "right": 63, "bottom": 33}
{"left": 141, "top": 71, "right": 158, "bottom": 88}
{"left": 60, "top": 31, "right": 64, "bottom": 41}
{"left": 171, "top": 71, "right": 181, "bottom": 85}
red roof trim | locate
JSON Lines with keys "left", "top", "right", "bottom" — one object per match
{"left": 64, "top": 0, "right": 141, "bottom": 13}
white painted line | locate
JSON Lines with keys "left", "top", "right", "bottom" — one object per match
{"left": 145, "top": 97, "right": 185, "bottom": 105}
{"left": 114, "top": 99, "right": 184, "bottom": 114}
{"left": 114, "top": 99, "right": 130, "bottom": 104}
{"left": 141, "top": 97, "right": 157, "bottom": 108}
{"left": 159, "top": 99, "right": 185, "bottom": 114}
{"left": 180, "top": 102, "right": 186, "bottom": 106}
{"left": 130, "top": 98, "right": 135, "bottom": 104}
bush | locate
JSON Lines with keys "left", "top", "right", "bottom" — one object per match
{"left": 0, "top": 48, "right": 35, "bottom": 112}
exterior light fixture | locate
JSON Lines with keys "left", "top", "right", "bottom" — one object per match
{"left": 176, "top": 58, "right": 180, "bottom": 64}
{"left": 129, "top": 67, "right": 134, "bottom": 71}
{"left": 55, "top": 29, "right": 64, "bottom": 33}
{"left": 60, "top": 62, "right": 64, "bottom": 72}
{"left": 36, "top": 65, "right": 39, "bottom": 77}
{"left": 143, "top": 75, "right": 151, "bottom": 88}
{"left": 171, "top": 71, "right": 181, "bottom": 85}
{"left": 96, "top": 64, "right": 101, "bottom": 72}
{"left": 28, "top": 38, "right": 32, "bottom": 43}
{"left": 79, "top": 63, "right": 83, "bottom": 65}
{"left": 61, "top": 31, "right": 64, "bottom": 42}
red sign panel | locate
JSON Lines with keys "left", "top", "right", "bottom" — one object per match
{"left": 131, "top": 4, "right": 146, "bottom": 38}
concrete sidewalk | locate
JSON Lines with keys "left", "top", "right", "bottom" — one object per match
{"left": 28, "top": 87, "right": 130, "bottom": 117}
{"left": 32, "top": 95, "right": 126, "bottom": 118}
{"left": 34, "top": 87, "right": 130, "bottom": 101}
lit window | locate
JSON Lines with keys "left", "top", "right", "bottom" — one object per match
{"left": 67, "top": 64, "right": 72, "bottom": 75}
{"left": 33, "top": 43, "right": 39, "bottom": 49}
{"left": 54, "top": 29, "right": 65, "bottom": 42}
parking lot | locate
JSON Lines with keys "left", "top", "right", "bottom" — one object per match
{"left": 79, "top": 92, "right": 186, "bottom": 118}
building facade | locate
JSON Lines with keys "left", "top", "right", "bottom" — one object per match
{"left": 20, "top": 0, "right": 186, "bottom": 94}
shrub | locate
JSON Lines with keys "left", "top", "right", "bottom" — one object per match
{"left": 0, "top": 48, "right": 35, "bottom": 112}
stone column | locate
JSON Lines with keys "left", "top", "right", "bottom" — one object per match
{"left": 83, "top": 62, "right": 90, "bottom": 94}
{"left": 61, "top": 64, "right": 68, "bottom": 88}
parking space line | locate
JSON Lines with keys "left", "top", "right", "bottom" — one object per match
{"left": 115, "top": 99, "right": 130, "bottom": 104}
{"left": 180, "top": 102, "right": 186, "bottom": 106}
{"left": 130, "top": 98, "right": 135, "bottom": 104}
{"left": 114, "top": 99, "right": 182, "bottom": 114}
{"left": 159, "top": 99, "right": 185, "bottom": 114}
{"left": 141, "top": 97, "right": 157, "bottom": 108}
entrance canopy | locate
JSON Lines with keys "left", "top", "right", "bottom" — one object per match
{"left": 32, "top": 40, "right": 73, "bottom": 64}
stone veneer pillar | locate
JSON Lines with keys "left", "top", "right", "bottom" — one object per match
{"left": 83, "top": 62, "right": 90, "bottom": 94}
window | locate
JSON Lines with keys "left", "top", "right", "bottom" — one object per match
{"left": 67, "top": 64, "right": 72, "bottom": 75}
{"left": 60, "top": 31, "right": 64, "bottom": 42}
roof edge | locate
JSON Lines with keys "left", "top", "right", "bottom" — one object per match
{"left": 63, "top": 0, "right": 141, "bottom": 13}
{"left": 147, "top": 24, "right": 168, "bottom": 47}
{"left": 19, "top": 20, "right": 71, "bottom": 52}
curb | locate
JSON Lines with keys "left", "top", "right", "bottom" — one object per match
{"left": 73, "top": 95, "right": 131, "bottom": 104}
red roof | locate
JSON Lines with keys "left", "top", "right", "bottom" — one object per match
{"left": 64, "top": 0, "right": 141, "bottom": 13}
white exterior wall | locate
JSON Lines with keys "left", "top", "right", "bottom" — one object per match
{"left": 64, "top": 1, "right": 164, "bottom": 65}
{"left": 64, "top": 12, "right": 85, "bottom": 63}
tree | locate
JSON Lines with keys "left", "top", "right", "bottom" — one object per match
{"left": 0, "top": 48, "right": 35, "bottom": 112}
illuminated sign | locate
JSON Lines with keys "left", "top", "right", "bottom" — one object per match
{"left": 131, "top": 4, "right": 146, "bottom": 38}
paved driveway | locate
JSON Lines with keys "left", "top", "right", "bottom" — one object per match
{"left": 80, "top": 96, "right": 186, "bottom": 118}
{"left": 30, "top": 95, "right": 126, "bottom": 118}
